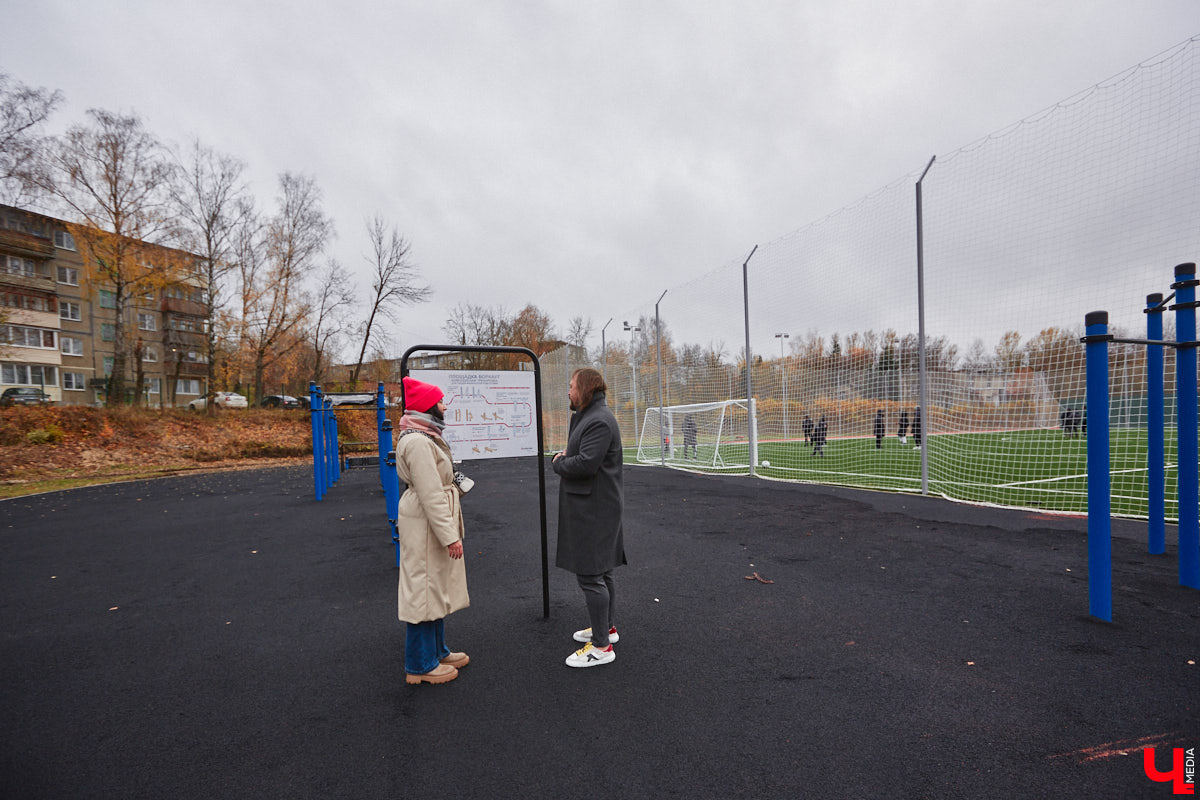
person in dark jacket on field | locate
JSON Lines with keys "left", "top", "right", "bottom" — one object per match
{"left": 682, "top": 414, "right": 698, "bottom": 459}
{"left": 898, "top": 409, "right": 910, "bottom": 444}
{"left": 812, "top": 416, "right": 828, "bottom": 457}
{"left": 552, "top": 367, "right": 626, "bottom": 668}
{"left": 912, "top": 406, "right": 923, "bottom": 448}
{"left": 802, "top": 414, "right": 815, "bottom": 444}
{"left": 874, "top": 409, "right": 886, "bottom": 449}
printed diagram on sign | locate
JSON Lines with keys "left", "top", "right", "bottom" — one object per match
{"left": 409, "top": 369, "right": 539, "bottom": 460}
{"left": 445, "top": 386, "right": 535, "bottom": 456}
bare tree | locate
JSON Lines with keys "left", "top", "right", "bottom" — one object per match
{"left": 309, "top": 258, "right": 357, "bottom": 386}
{"left": 349, "top": 215, "right": 430, "bottom": 387}
{"left": 244, "top": 173, "right": 330, "bottom": 402}
{"left": 170, "top": 139, "right": 252, "bottom": 413}
{"left": 566, "top": 315, "right": 592, "bottom": 349}
{"left": 442, "top": 302, "right": 510, "bottom": 368}
{"left": 0, "top": 72, "right": 62, "bottom": 205}
{"left": 41, "top": 109, "right": 177, "bottom": 405}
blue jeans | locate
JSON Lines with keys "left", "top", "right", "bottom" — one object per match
{"left": 405, "top": 618, "right": 451, "bottom": 675}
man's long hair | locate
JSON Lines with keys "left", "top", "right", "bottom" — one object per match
{"left": 573, "top": 367, "right": 607, "bottom": 409}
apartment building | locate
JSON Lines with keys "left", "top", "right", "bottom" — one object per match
{"left": 0, "top": 204, "right": 209, "bottom": 407}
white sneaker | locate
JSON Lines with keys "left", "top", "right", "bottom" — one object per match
{"left": 573, "top": 625, "right": 619, "bottom": 644}
{"left": 565, "top": 642, "right": 615, "bottom": 668}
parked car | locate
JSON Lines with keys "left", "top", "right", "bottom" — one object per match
{"left": 1, "top": 387, "right": 52, "bottom": 407}
{"left": 261, "top": 395, "right": 301, "bottom": 409}
{"left": 186, "top": 391, "right": 248, "bottom": 411}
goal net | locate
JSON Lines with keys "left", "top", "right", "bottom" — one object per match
{"left": 635, "top": 399, "right": 756, "bottom": 470}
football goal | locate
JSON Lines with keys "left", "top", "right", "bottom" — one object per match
{"left": 635, "top": 399, "right": 756, "bottom": 469}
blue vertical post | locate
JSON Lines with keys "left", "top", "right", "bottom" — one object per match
{"left": 1146, "top": 293, "right": 1165, "bottom": 555}
{"left": 324, "top": 399, "right": 336, "bottom": 491}
{"left": 377, "top": 382, "right": 389, "bottom": 492}
{"left": 329, "top": 407, "right": 341, "bottom": 485}
{"left": 310, "top": 383, "right": 324, "bottom": 501}
{"left": 1084, "top": 310, "right": 1112, "bottom": 621}
{"left": 385, "top": 448, "right": 401, "bottom": 567}
{"left": 1172, "top": 263, "right": 1199, "bottom": 589}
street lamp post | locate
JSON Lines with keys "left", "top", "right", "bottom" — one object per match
{"left": 624, "top": 321, "right": 641, "bottom": 446}
{"left": 601, "top": 318, "right": 613, "bottom": 385}
{"left": 775, "top": 332, "right": 789, "bottom": 440}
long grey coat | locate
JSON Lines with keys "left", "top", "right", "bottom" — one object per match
{"left": 395, "top": 429, "right": 469, "bottom": 623}
{"left": 552, "top": 391, "right": 627, "bottom": 575}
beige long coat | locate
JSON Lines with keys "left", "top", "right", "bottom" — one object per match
{"left": 395, "top": 429, "right": 469, "bottom": 623}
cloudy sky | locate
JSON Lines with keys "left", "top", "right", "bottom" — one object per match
{"left": 6, "top": 1, "right": 1198, "bottom": 358}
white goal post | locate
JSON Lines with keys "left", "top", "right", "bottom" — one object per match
{"left": 635, "top": 399, "right": 757, "bottom": 469}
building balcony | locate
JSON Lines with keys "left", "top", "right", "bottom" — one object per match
{"left": 0, "top": 270, "right": 56, "bottom": 293}
{"left": 162, "top": 330, "right": 206, "bottom": 350}
{"left": 162, "top": 296, "right": 207, "bottom": 317}
{"left": 0, "top": 227, "right": 55, "bottom": 259}
{"left": 166, "top": 360, "right": 208, "bottom": 377}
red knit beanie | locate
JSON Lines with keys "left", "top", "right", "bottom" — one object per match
{"left": 402, "top": 376, "right": 443, "bottom": 413}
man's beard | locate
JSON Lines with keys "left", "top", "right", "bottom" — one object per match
{"left": 569, "top": 399, "right": 578, "bottom": 411}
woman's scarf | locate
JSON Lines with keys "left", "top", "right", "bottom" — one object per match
{"left": 400, "top": 409, "right": 445, "bottom": 436}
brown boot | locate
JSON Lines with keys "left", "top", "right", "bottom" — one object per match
{"left": 405, "top": 663, "right": 458, "bottom": 685}
{"left": 440, "top": 652, "right": 469, "bottom": 669}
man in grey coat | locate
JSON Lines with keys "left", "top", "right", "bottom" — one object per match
{"left": 553, "top": 367, "right": 626, "bottom": 668}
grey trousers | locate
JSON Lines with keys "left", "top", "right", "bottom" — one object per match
{"left": 576, "top": 571, "right": 615, "bottom": 647}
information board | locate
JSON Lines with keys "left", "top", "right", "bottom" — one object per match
{"left": 408, "top": 369, "right": 538, "bottom": 459}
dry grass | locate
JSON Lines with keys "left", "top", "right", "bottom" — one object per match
{"left": 0, "top": 405, "right": 373, "bottom": 499}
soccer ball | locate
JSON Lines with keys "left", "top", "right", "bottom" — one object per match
{"left": 761, "top": 460, "right": 770, "bottom": 467}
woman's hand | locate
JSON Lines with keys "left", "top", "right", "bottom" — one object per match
{"left": 448, "top": 541, "right": 463, "bottom": 559}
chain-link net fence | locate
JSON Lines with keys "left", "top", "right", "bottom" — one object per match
{"left": 540, "top": 36, "right": 1200, "bottom": 520}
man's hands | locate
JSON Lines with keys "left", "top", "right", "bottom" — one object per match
{"left": 448, "top": 541, "right": 463, "bottom": 559}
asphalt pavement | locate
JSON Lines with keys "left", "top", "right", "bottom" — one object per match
{"left": 1, "top": 458, "right": 1197, "bottom": 799}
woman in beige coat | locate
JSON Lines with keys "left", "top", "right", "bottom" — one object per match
{"left": 396, "top": 376, "right": 469, "bottom": 685}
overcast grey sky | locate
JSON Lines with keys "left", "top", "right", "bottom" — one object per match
{"left": 6, "top": 1, "right": 1198, "bottom": 357}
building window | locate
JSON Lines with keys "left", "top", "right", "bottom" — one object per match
{"left": 142, "top": 346, "right": 157, "bottom": 363}
{"left": 103, "top": 357, "right": 113, "bottom": 377}
{"left": 2, "top": 324, "right": 56, "bottom": 349}
{"left": 57, "top": 266, "right": 79, "bottom": 285}
{"left": 54, "top": 231, "right": 77, "bottom": 251}
{"left": 1, "top": 292, "right": 53, "bottom": 312}
{"left": 60, "top": 301, "right": 81, "bottom": 321}
{"left": 99, "top": 289, "right": 116, "bottom": 309}
{"left": 1, "top": 363, "right": 57, "bottom": 386}
{"left": 147, "top": 377, "right": 161, "bottom": 395}
{"left": 61, "top": 336, "right": 84, "bottom": 356}
{"left": 63, "top": 372, "right": 86, "bottom": 391}
{"left": 137, "top": 313, "right": 156, "bottom": 331}
{"left": 4, "top": 255, "right": 37, "bottom": 277}
{"left": 100, "top": 323, "right": 115, "bottom": 342}
{"left": 176, "top": 379, "right": 201, "bottom": 395}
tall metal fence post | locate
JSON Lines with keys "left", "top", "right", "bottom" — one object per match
{"left": 1146, "top": 293, "right": 1165, "bottom": 555}
{"left": 1084, "top": 310, "right": 1112, "bottom": 621}
{"left": 656, "top": 290, "right": 667, "bottom": 466}
{"left": 915, "top": 156, "right": 936, "bottom": 496}
{"left": 742, "top": 245, "right": 758, "bottom": 475}
{"left": 1171, "top": 262, "right": 1199, "bottom": 589}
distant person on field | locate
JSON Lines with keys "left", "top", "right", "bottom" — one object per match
{"left": 812, "top": 416, "right": 828, "bottom": 457}
{"left": 912, "top": 406, "right": 922, "bottom": 449}
{"left": 874, "top": 409, "right": 885, "bottom": 449}
{"left": 553, "top": 368, "right": 626, "bottom": 669}
{"left": 682, "top": 414, "right": 698, "bottom": 459}
{"left": 395, "top": 376, "right": 470, "bottom": 686}
{"left": 803, "top": 414, "right": 815, "bottom": 444}
{"left": 898, "top": 409, "right": 909, "bottom": 445}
